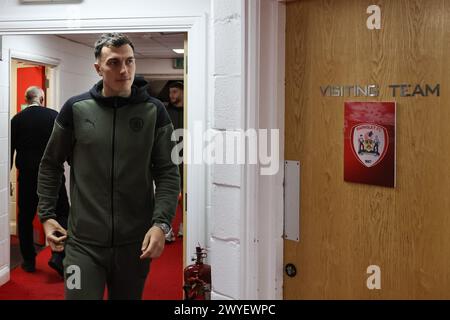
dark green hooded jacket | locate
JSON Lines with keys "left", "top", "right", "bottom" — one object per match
{"left": 37, "top": 78, "right": 180, "bottom": 247}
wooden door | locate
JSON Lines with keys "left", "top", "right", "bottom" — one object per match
{"left": 284, "top": 0, "right": 450, "bottom": 299}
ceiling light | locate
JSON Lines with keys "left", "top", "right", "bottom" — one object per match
{"left": 172, "top": 49, "right": 184, "bottom": 54}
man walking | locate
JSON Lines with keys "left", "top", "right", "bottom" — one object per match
{"left": 11, "top": 86, "right": 69, "bottom": 275}
{"left": 37, "top": 33, "right": 180, "bottom": 299}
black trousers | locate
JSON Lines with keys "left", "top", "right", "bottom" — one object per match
{"left": 17, "top": 170, "right": 69, "bottom": 262}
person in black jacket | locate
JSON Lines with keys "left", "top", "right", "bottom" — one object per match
{"left": 165, "top": 81, "right": 184, "bottom": 241}
{"left": 10, "top": 86, "right": 69, "bottom": 275}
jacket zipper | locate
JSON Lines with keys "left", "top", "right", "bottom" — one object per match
{"left": 111, "top": 99, "right": 117, "bottom": 247}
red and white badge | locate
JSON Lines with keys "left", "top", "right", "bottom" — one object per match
{"left": 344, "top": 102, "right": 396, "bottom": 188}
{"left": 351, "top": 123, "right": 388, "bottom": 168}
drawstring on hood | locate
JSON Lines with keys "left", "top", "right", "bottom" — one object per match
{"left": 89, "top": 76, "right": 151, "bottom": 108}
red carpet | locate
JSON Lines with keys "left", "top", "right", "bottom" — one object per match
{"left": 0, "top": 206, "right": 183, "bottom": 300}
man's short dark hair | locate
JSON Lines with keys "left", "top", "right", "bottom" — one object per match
{"left": 169, "top": 81, "right": 184, "bottom": 90}
{"left": 94, "top": 33, "right": 135, "bottom": 60}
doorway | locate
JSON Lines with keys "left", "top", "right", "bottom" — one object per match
{"left": 9, "top": 58, "right": 57, "bottom": 269}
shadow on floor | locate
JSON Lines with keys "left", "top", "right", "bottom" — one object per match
{"left": 10, "top": 235, "right": 44, "bottom": 270}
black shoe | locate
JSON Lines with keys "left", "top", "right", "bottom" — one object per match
{"left": 21, "top": 260, "right": 36, "bottom": 273}
{"left": 48, "top": 255, "right": 64, "bottom": 277}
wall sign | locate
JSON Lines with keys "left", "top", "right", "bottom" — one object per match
{"left": 320, "top": 83, "right": 439, "bottom": 97}
{"left": 344, "top": 102, "right": 396, "bottom": 188}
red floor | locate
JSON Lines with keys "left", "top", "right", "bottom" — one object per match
{"left": 0, "top": 209, "right": 183, "bottom": 300}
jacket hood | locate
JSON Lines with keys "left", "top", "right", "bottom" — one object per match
{"left": 89, "top": 76, "right": 150, "bottom": 107}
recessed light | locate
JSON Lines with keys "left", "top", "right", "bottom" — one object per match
{"left": 172, "top": 49, "right": 184, "bottom": 54}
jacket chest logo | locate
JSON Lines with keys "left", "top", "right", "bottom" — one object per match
{"left": 129, "top": 117, "right": 144, "bottom": 132}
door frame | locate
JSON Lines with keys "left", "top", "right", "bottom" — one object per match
{"left": 243, "top": 0, "right": 285, "bottom": 299}
{"left": 0, "top": 14, "right": 208, "bottom": 283}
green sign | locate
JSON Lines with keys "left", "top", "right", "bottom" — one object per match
{"left": 173, "top": 58, "right": 184, "bottom": 70}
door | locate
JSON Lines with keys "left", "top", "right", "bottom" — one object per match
{"left": 17, "top": 65, "right": 46, "bottom": 112}
{"left": 284, "top": 0, "right": 450, "bottom": 299}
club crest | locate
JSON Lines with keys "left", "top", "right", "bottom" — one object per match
{"left": 351, "top": 123, "right": 388, "bottom": 167}
{"left": 129, "top": 117, "right": 144, "bottom": 132}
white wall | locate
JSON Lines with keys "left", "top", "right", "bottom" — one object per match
{"left": 0, "top": 34, "right": 99, "bottom": 286}
{"left": 137, "top": 58, "right": 183, "bottom": 78}
{"left": 3, "top": 34, "right": 99, "bottom": 109}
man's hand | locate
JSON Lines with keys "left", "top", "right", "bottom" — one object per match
{"left": 43, "top": 218, "right": 67, "bottom": 252}
{"left": 140, "top": 226, "right": 165, "bottom": 259}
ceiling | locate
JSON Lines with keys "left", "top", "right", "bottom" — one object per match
{"left": 57, "top": 32, "right": 185, "bottom": 59}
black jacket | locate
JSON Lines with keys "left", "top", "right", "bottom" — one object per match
{"left": 11, "top": 105, "right": 58, "bottom": 172}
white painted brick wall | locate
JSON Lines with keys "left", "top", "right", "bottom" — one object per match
{"left": 212, "top": 164, "right": 241, "bottom": 187}
{"left": 213, "top": 22, "right": 242, "bottom": 76}
{"left": 213, "top": 76, "right": 242, "bottom": 130}
{"left": 213, "top": 0, "right": 241, "bottom": 23}
{"left": 210, "top": 0, "right": 244, "bottom": 300}
{"left": 211, "top": 185, "right": 240, "bottom": 240}
{"left": 210, "top": 237, "right": 240, "bottom": 299}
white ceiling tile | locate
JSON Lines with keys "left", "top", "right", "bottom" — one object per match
{"left": 57, "top": 32, "right": 185, "bottom": 59}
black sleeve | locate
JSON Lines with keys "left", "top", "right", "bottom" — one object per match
{"left": 150, "top": 97, "right": 172, "bottom": 130}
{"left": 150, "top": 98, "right": 180, "bottom": 226}
{"left": 37, "top": 100, "right": 74, "bottom": 222}
{"left": 56, "top": 98, "right": 75, "bottom": 130}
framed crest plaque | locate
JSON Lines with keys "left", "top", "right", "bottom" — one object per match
{"left": 344, "top": 102, "right": 396, "bottom": 188}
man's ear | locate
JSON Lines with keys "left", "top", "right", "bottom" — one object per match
{"left": 40, "top": 96, "right": 44, "bottom": 105}
{"left": 94, "top": 63, "right": 102, "bottom": 76}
